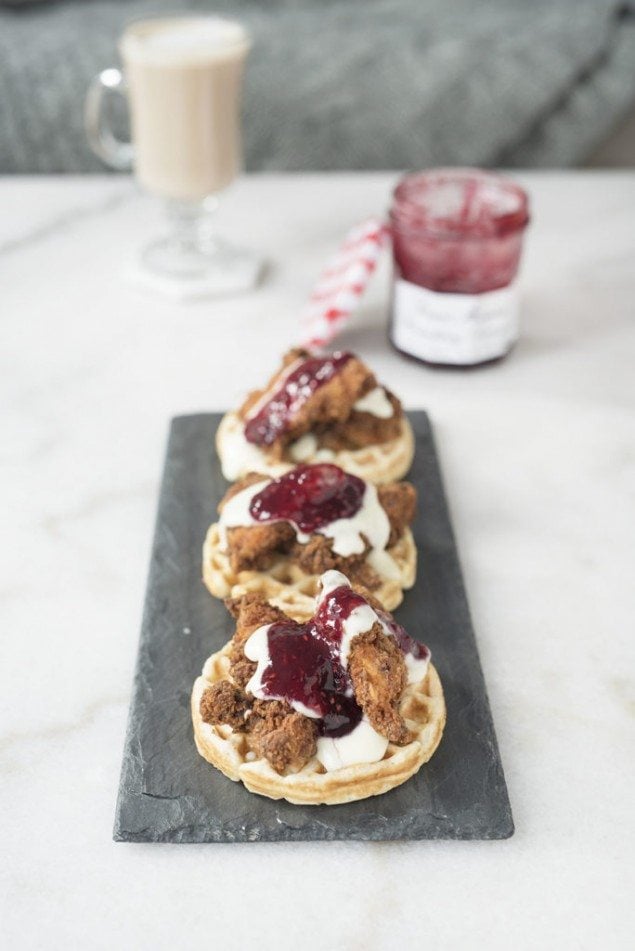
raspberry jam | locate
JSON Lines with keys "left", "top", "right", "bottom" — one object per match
{"left": 262, "top": 621, "right": 362, "bottom": 738}
{"left": 249, "top": 464, "right": 365, "bottom": 534}
{"left": 260, "top": 585, "right": 368, "bottom": 737}
{"left": 243, "top": 351, "right": 353, "bottom": 446}
{"left": 389, "top": 168, "right": 529, "bottom": 368}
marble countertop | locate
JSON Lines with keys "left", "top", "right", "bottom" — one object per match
{"left": 1, "top": 172, "right": 633, "bottom": 950}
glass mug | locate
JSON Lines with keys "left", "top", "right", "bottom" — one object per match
{"left": 85, "top": 16, "right": 262, "bottom": 295}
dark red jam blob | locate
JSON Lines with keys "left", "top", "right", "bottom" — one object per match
{"left": 256, "top": 584, "right": 429, "bottom": 738}
{"left": 256, "top": 583, "right": 367, "bottom": 738}
{"left": 261, "top": 620, "right": 362, "bottom": 738}
{"left": 249, "top": 464, "right": 365, "bottom": 534}
{"left": 244, "top": 351, "right": 354, "bottom": 446}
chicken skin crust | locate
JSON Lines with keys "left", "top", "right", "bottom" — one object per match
{"left": 348, "top": 624, "right": 411, "bottom": 744}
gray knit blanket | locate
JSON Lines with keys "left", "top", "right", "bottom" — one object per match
{"left": 1, "top": 0, "right": 634, "bottom": 173}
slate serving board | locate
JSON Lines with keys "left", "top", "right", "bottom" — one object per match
{"left": 114, "top": 412, "right": 513, "bottom": 842}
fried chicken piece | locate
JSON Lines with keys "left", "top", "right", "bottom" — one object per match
{"left": 226, "top": 591, "right": 289, "bottom": 643}
{"left": 247, "top": 699, "right": 318, "bottom": 774}
{"left": 229, "top": 657, "right": 257, "bottom": 690}
{"left": 378, "top": 482, "right": 417, "bottom": 546}
{"left": 200, "top": 681, "right": 250, "bottom": 730}
{"left": 225, "top": 593, "right": 290, "bottom": 689}
{"left": 248, "top": 698, "right": 293, "bottom": 731}
{"left": 238, "top": 349, "right": 378, "bottom": 455}
{"left": 344, "top": 560, "right": 382, "bottom": 591}
{"left": 318, "top": 390, "right": 403, "bottom": 452}
{"left": 291, "top": 533, "right": 370, "bottom": 576}
{"left": 256, "top": 716, "right": 318, "bottom": 774}
{"left": 226, "top": 522, "right": 296, "bottom": 572}
{"left": 348, "top": 623, "right": 411, "bottom": 744}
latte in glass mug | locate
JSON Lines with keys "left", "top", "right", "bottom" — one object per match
{"left": 120, "top": 17, "right": 250, "bottom": 201}
{"left": 85, "top": 16, "right": 261, "bottom": 295}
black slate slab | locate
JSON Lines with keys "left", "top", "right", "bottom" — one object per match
{"left": 114, "top": 412, "right": 513, "bottom": 842}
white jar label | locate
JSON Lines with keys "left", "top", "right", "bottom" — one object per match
{"left": 392, "top": 278, "right": 519, "bottom": 365}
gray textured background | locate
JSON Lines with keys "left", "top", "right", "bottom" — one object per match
{"left": 1, "top": 0, "right": 635, "bottom": 173}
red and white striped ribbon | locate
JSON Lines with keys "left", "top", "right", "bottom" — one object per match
{"left": 300, "top": 218, "right": 389, "bottom": 349}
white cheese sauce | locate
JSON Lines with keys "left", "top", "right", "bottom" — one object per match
{"left": 317, "top": 719, "right": 389, "bottom": 772}
{"left": 404, "top": 652, "right": 430, "bottom": 685}
{"left": 288, "top": 432, "right": 318, "bottom": 461}
{"left": 219, "top": 416, "right": 269, "bottom": 482}
{"left": 352, "top": 386, "right": 394, "bottom": 419}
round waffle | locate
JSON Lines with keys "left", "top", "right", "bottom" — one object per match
{"left": 216, "top": 411, "right": 415, "bottom": 485}
{"left": 202, "top": 523, "right": 417, "bottom": 620}
{"left": 191, "top": 642, "right": 446, "bottom": 805}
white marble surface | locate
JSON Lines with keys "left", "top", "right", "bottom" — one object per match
{"left": 1, "top": 172, "right": 634, "bottom": 950}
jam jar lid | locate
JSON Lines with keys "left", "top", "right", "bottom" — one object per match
{"left": 391, "top": 168, "right": 530, "bottom": 240}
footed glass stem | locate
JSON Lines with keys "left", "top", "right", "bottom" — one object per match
{"left": 135, "top": 196, "right": 263, "bottom": 299}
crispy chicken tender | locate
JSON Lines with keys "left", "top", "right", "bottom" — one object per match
{"left": 291, "top": 533, "right": 369, "bottom": 576}
{"left": 225, "top": 593, "right": 290, "bottom": 688}
{"left": 247, "top": 699, "right": 318, "bottom": 774}
{"left": 226, "top": 522, "right": 296, "bottom": 573}
{"left": 348, "top": 623, "right": 412, "bottom": 744}
{"left": 291, "top": 535, "right": 383, "bottom": 590}
{"left": 200, "top": 681, "right": 250, "bottom": 730}
{"left": 237, "top": 348, "right": 387, "bottom": 456}
{"left": 252, "top": 714, "right": 318, "bottom": 774}
{"left": 377, "top": 482, "right": 417, "bottom": 547}
{"left": 248, "top": 698, "right": 293, "bottom": 732}
{"left": 226, "top": 591, "right": 289, "bottom": 643}
{"left": 345, "top": 561, "right": 385, "bottom": 590}
{"left": 228, "top": 658, "right": 257, "bottom": 691}
{"left": 317, "top": 390, "right": 403, "bottom": 452}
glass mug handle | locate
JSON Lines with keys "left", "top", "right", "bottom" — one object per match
{"left": 84, "top": 68, "right": 134, "bottom": 170}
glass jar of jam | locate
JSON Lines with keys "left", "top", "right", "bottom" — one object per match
{"left": 389, "top": 168, "right": 530, "bottom": 368}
